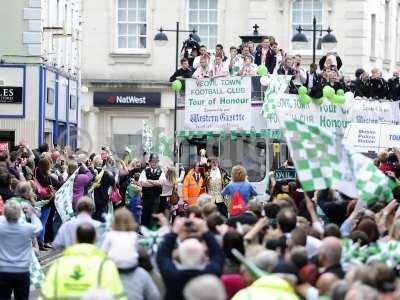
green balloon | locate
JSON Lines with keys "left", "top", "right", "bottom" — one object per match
{"left": 314, "top": 97, "right": 324, "bottom": 105}
{"left": 299, "top": 94, "right": 311, "bottom": 105}
{"left": 336, "top": 89, "right": 345, "bottom": 96}
{"left": 330, "top": 95, "right": 346, "bottom": 105}
{"left": 171, "top": 80, "right": 182, "bottom": 92}
{"left": 323, "top": 86, "right": 335, "bottom": 99}
{"left": 298, "top": 86, "right": 307, "bottom": 96}
{"left": 256, "top": 65, "right": 268, "bottom": 76}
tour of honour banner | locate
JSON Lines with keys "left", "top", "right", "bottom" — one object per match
{"left": 185, "top": 77, "right": 252, "bottom": 131}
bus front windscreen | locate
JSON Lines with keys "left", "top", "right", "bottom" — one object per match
{"left": 179, "top": 136, "right": 267, "bottom": 182}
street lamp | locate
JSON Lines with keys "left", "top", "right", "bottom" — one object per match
{"left": 154, "top": 22, "right": 201, "bottom": 162}
{"left": 291, "top": 16, "right": 338, "bottom": 64}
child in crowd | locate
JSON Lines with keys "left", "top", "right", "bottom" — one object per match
{"left": 125, "top": 173, "right": 142, "bottom": 225}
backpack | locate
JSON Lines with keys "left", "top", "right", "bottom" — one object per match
{"left": 229, "top": 185, "right": 246, "bottom": 217}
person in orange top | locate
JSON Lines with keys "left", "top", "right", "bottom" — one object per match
{"left": 183, "top": 164, "right": 205, "bottom": 206}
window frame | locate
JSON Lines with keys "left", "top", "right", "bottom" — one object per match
{"left": 114, "top": 0, "right": 149, "bottom": 53}
{"left": 187, "top": 0, "right": 219, "bottom": 49}
{"left": 370, "top": 13, "right": 377, "bottom": 59}
{"left": 290, "top": 0, "right": 325, "bottom": 55}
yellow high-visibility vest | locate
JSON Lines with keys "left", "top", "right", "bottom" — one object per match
{"left": 39, "top": 243, "right": 126, "bottom": 300}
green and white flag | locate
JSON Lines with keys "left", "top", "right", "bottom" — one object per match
{"left": 262, "top": 75, "right": 292, "bottom": 118}
{"left": 282, "top": 118, "right": 396, "bottom": 204}
{"left": 142, "top": 120, "right": 153, "bottom": 154}
{"left": 30, "top": 250, "right": 45, "bottom": 290}
{"left": 351, "top": 152, "right": 395, "bottom": 205}
{"left": 54, "top": 171, "right": 77, "bottom": 223}
{"left": 282, "top": 118, "right": 344, "bottom": 191}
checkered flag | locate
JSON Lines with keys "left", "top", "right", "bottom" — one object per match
{"left": 351, "top": 152, "right": 396, "bottom": 205}
{"left": 282, "top": 119, "right": 344, "bottom": 191}
{"left": 261, "top": 75, "right": 292, "bottom": 118}
{"left": 30, "top": 250, "right": 45, "bottom": 290}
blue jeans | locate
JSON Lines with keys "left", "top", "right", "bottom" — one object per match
{"left": 38, "top": 206, "right": 51, "bottom": 243}
{"left": 52, "top": 211, "right": 62, "bottom": 238}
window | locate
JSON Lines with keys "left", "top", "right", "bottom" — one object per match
{"left": 117, "top": 0, "right": 147, "bottom": 49}
{"left": 46, "top": 88, "right": 54, "bottom": 104}
{"left": 384, "top": 1, "right": 390, "bottom": 59}
{"left": 69, "top": 95, "right": 77, "bottom": 109}
{"left": 188, "top": 0, "right": 218, "bottom": 48}
{"left": 178, "top": 136, "right": 267, "bottom": 182}
{"left": 291, "top": 0, "right": 323, "bottom": 50}
{"left": 371, "top": 14, "right": 376, "bottom": 57}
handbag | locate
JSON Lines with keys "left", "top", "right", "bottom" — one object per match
{"left": 33, "top": 169, "right": 52, "bottom": 200}
{"left": 110, "top": 186, "right": 122, "bottom": 204}
{"left": 169, "top": 184, "right": 179, "bottom": 205}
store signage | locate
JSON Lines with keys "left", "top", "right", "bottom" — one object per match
{"left": 184, "top": 77, "right": 252, "bottom": 131}
{"left": 93, "top": 92, "right": 161, "bottom": 107}
{"left": 0, "top": 142, "right": 9, "bottom": 152}
{"left": 0, "top": 86, "right": 23, "bottom": 104}
{"left": 344, "top": 123, "right": 400, "bottom": 153}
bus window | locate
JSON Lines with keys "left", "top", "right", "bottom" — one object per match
{"left": 268, "top": 142, "right": 289, "bottom": 170}
{"left": 179, "top": 137, "right": 219, "bottom": 170}
{"left": 220, "top": 137, "right": 267, "bottom": 182}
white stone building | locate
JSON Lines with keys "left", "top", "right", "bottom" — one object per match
{"left": 0, "top": 0, "right": 81, "bottom": 150}
{"left": 80, "top": 0, "right": 400, "bottom": 155}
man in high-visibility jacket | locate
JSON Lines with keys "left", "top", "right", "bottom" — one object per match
{"left": 39, "top": 223, "right": 126, "bottom": 300}
{"left": 231, "top": 275, "right": 299, "bottom": 300}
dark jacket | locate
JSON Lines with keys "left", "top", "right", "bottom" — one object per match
{"left": 350, "top": 78, "right": 369, "bottom": 98}
{"left": 156, "top": 232, "right": 224, "bottom": 300}
{"left": 92, "top": 169, "right": 115, "bottom": 221}
{"left": 306, "top": 72, "right": 323, "bottom": 98}
{"left": 35, "top": 168, "right": 62, "bottom": 207}
{"left": 387, "top": 77, "right": 400, "bottom": 100}
{"left": 0, "top": 187, "right": 14, "bottom": 202}
{"left": 323, "top": 264, "right": 345, "bottom": 279}
{"left": 254, "top": 48, "right": 276, "bottom": 74}
{"left": 366, "top": 77, "right": 388, "bottom": 99}
{"left": 169, "top": 67, "right": 194, "bottom": 82}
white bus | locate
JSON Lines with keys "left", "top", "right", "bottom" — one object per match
{"left": 176, "top": 76, "right": 289, "bottom": 195}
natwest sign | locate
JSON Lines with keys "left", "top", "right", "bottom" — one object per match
{"left": 94, "top": 91, "right": 161, "bottom": 107}
{"left": 0, "top": 86, "right": 23, "bottom": 104}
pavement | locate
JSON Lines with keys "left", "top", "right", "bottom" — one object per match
{"left": 29, "top": 249, "right": 62, "bottom": 300}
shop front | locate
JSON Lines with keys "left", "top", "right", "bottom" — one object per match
{"left": 81, "top": 88, "right": 173, "bottom": 159}
{"left": 0, "top": 64, "right": 79, "bottom": 151}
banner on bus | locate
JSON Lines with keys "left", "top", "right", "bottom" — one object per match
{"left": 184, "top": 77, "right": 252, "bottom": 131}
{"left": 343, "top": 123, "right": 400, "bottom": 153}
{"left": 264, "top": 94, "right": 400, "bottom": 135}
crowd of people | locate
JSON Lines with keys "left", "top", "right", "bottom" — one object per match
{"left": 0, "top": 140, "right": 400, "bottom": 300}
{"left": 170, "top": 37, "right": 400, "bottom": 100}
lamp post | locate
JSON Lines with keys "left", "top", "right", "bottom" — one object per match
{"left": 291, "top": 16, "right": 338, "bottom": 64}
{"left": 154, "top": 22, "right": 201, "bottom": 162}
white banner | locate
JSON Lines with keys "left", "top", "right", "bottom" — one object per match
{"left": 344, "top": 123, "right": 400, "bottom": 152}
{"left": 54, "top": 171, "right": 77, "bottom": 223}
{"left": 184, "top": 77, "right": 252, "bottom": 131}
{"left": 265, "top": 94, "right": 400, "bottom": 136}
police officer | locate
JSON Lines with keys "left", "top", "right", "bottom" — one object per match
{"left": 139, "top": 154, "right": 163, "bottom": 228}
{"left": 366, "top": 68, "right": 388, "bottom": 100}
{"left": 387, "top": 70, "right": 400, "bottom": 101}
{"left": 40, "top": 223, "right": 126, "bottom": 299}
